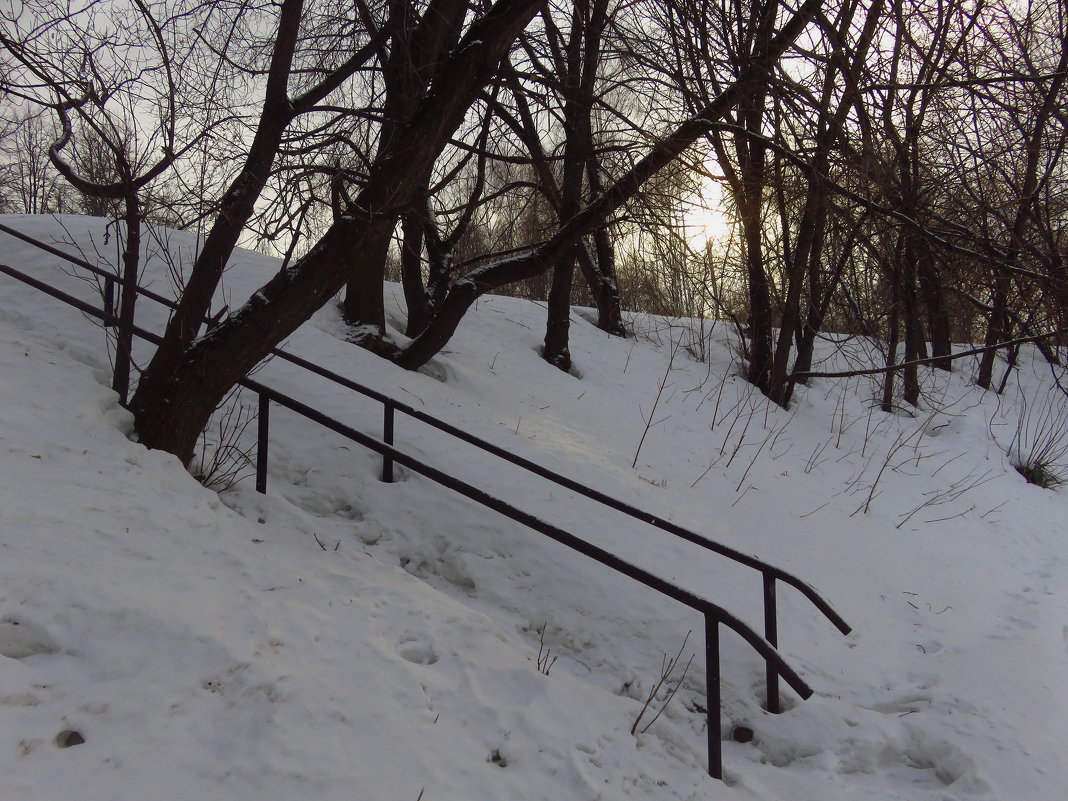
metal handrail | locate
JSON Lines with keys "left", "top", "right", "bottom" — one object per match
{"left": 1, "top": 220, "right": 853, "bottom": 760}
{"left": 0, "top": 224, "right": 847, "bottom": 602}
{"left": 1, "top": 256, "right": 827, "bottom": 778}
{"left": 0, "top": 223, "right": 851, "bottom": 659}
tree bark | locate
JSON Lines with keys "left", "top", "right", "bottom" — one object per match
{"left": 976, "top": 28, "right": 1068, "bottom": 388}
{"left": 134, "top": 0, "right": 824, "bottom": 462}
{"left": 543, "top": 0, "right": 593, "bottom": 372}
{"left": 341, "top": 0, "right": 469, "bottom": 337}
{"left": 398, "top": 0, "right": 825, "bottom": 371}
{"left": 134, "top": 0, "right": 546, "bottom": 462}
{"left": 494, "top": 61, "right": 624, "bottom": 339}
{"left": 400, "top": 209, "right": 430, "bottom": 336}
{"left": 130, "top": 0, "right": 309, "bottom": 421}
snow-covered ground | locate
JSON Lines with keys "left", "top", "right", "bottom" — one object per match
{"left": 1, "top": 214, "right": 1065, "bottom": 800}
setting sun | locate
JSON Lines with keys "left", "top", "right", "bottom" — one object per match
{"left": 683, "top": 179, "right": 731, "bottom": 247}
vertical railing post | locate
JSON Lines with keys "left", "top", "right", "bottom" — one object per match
{"left": 382, "top": 400, "right": 395, "bottom": 483}
{"left": 763, "top": 572, "right": 780, "bottom": 714}
{"left": 704, "top": 612, "right": 722, "bottom": 780}
{"left": 256, "top": 393, "right": 270, "bottom": 494}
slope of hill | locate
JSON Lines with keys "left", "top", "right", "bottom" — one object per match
{"left": 1, "top": 214, "right": 1065, "bottom": 800}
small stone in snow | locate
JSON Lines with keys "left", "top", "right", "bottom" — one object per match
{"left": 55, "top": 730, "right": 85, "bottom": 748}
{"left": 731, "top": 725, "right": 754, "bottom": 743}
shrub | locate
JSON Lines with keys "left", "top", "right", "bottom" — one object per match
{"left": 1008, "top": 383, "right": 1068, "bottom": 489}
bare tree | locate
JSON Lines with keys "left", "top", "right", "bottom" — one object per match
{"left": 131, "top": 0, "right": 823, "bottom": 464}
{"left": 6, "top": 0, "right": 826, "bottom": 466}
{"left": 0, "top": 0, "right": 193, "bottom": 402}
{"left": 131, "top": 0, "right": 551, "bottom": 463}
{"left": 969, "top": 2, "right": 1068, "bottom": 389}
{"left": 0, "top": 108, "right": 67, "bottom": 214}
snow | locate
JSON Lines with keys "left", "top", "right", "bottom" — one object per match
{"left": 1, "top": 213, "right": 1066, "bottom": 800}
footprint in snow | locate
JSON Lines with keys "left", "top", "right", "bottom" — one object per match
{"left": 0, "top": 616, "right": 59, "bottom": 659}
{"left": 397, "top": 633, "right": 438, "bottom": 665}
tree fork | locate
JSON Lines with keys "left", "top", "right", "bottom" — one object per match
{"left": 133, "top": 0, "right": 546, "bottom": 461}
{"left": 134, "top": 0, "right": 825, "bottom": 460}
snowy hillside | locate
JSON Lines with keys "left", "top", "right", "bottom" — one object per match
{"left": 1, "top": 214, "right": 1065, "bottom": 800}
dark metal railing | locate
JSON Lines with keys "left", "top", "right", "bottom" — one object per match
{"left": 0, "top": 223, "right": 853, "bottom": 778}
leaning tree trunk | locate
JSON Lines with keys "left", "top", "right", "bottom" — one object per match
{"left": 976, "top": 39, "right": 1067, "bottom": 387}
{"left": 916, "top": 239, "right": 952, "bottom": 370}
{"left": 576, "top": 229, "right": 625, "bottom": 336}
{"left": 544, "top": 258, "right": 577, "bottom": 370}
{"left": 730, "top": 1, "right": 778, "bottom": 395}
{"left": 113, "top": 184, "right": 141, "bottom": 406}
{"left": 792, "top": 226, "right": 857, "bottom": 380}
{"left": 134, "top": 0, "right": 547, "bottom": 462}
{"left": 400, "top": 209, "right": 430, "bottom": 336}
{"left": 976, "top": 272, "right": 1010, "bottom": 390}
{"left": 130, "top": 0, "right": 306, "bottom": 423}
{"left": 579, "top": 83, "right": 624, "bottom": 337}
{"left": 543, "top": 0, "right": 605, "bottom": 371}
{"left": 134, "top": 0, "right": 825, "bottom": 461}
{"left": 901, "top": 271, "right": 925, "bottom": 407}
{"left": 397, "top": 0, "right": 827, "bottom": 370}
{"left": 340, "top": 225, "right": 394, "bottom": 337}
{"left": 136, "top": 217, "right": 394, "bottom": 464}
{"left": 341, "top": 0, "right": 469, "bottom": 339}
